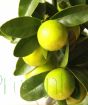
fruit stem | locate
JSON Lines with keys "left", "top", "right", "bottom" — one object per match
{"left": 57, "top": 100, "right": 67, "bottom": 105}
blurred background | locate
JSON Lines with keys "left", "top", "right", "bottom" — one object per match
{"left": 0, "top": 0, "right": 88, "bottom": 105}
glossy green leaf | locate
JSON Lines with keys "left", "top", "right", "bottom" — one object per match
{"left": 69, "top": 37, "right": 88, "bottom": 67}
{"left": 60, "top": 43, "right": 69, "bottom": 68}
{"left": 14, "top": 58, "right": 32, "bottom": 76}
{"left": 51, "top": 5, "right": 88, "bottom": 27}
{"left": 19, "top": 0, "right": 40, "bottom": 16}
{"left": 69, "top": 0, "right": 86, "bottom": 6}
{"left": 14, "top": 36, "right": 39, "bottom": 57}
{"left": 20, "top": 72, "right": 47, "bottom": 101}
{"left": 69, "top": 67, "right": 88, "bottom": 92}
{"left": 1, "top": 17, "right": 41, "bottom": 38}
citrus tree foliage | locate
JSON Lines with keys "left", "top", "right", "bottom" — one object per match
{"left": 0, "top": 0, "right": 88, "bottom": 105}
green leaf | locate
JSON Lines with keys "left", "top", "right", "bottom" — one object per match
{"left": 51, "top": 5, "right": 88, "bottom": 27}
{"left": 68, "top": 67, "right": 88, "bottom": 92}
{"left": 0, "top": 29, "right": 14, "bottom": 41}
{"left": 69, "top": 0, "right": 86, "bottom": 6}
{"left": 69, "top": 37, "right": 88, "bottom": 67}
{"left": 20, "top": 72, "right": 47, "bottom": 101}
{"left": 71, "top": 80, "right": 81, "bottom": 99}
{"left": 14, "top": 58, "right": 32, "bottom": 76}
{"left": 72, "top": 81, "right": 87, "bottom": 100}
{"left": 60, "top": 43, "right": 69, "bottom": 68}
{"left": 0, "top": 28, "right": 20, "bottom": 44}
{"left": 1, "top": 17, "right": 41, "bottom": 38}
{"left": 19, "top": 0, "right": 40, "bottom": 16}
{"left": 14, "top": 36, "right": 39, "bottom": 57}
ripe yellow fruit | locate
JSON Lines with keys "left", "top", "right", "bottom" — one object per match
{"left": 44, "top": 68, "right": 75, "bottom": 100}
{"left": 67, "top": 83, "right": 87, "bottom": 105}
{"left": 23, "top": 47, "right": 46, "bottom": 66}
{"left": 25, "top": 63, "right": 55, "bottom": 79}
{"left": 37, "top": 20, "right": 68, "bottom": 51}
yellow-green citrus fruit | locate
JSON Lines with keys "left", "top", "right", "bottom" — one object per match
{"left": 68, "top": 26, "right": 80, "bottom": 40}
{"left": 25, "top": 63, "right": 55, "bottom": 79}
{"left": 37, "top": 20, "right": 68, "bottom": 51}
{"left": 23, "top": 47, "right": 46, "bottom": 66}
{"left": 44, "top": 68, "right": 75, "bottom": 100}
{"left": 67, "top": 84, "right": 87, "bottom": 105}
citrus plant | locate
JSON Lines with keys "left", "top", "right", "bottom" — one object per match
{"left": 0, "top": 0, "right": 88, "bottom": 105}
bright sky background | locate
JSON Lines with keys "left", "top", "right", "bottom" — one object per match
{"left": 0, "top": 0, "right": 47, "bottom": 105}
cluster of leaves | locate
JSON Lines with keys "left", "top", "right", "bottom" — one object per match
{"left": 0, "top": 0, "right": 88, "bottom": 105}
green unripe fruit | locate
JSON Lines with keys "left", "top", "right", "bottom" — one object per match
{"left": 37, "top": 20, "right": 68, "bottom": 51}
{"left": 44, "top": 68, "right": 75, "bottom": 100}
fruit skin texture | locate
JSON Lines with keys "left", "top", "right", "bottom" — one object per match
{"left": 44, "top": 68, "right": 75, "bottom": 100}
{"left": 37, "top": 20, "right": 68, "bottom": 51}
{"left": 23, "top": 47, "right": 46, "bottom": 66}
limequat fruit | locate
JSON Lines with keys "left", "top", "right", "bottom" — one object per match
{"left": 44, "top": 68, "right": 75, "bottom": 100}
{"left": 37, "top": 20, "right": 68, "bottom": 51}
{"left": 23, "top": 47, "right": 46, "bottom": 66}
